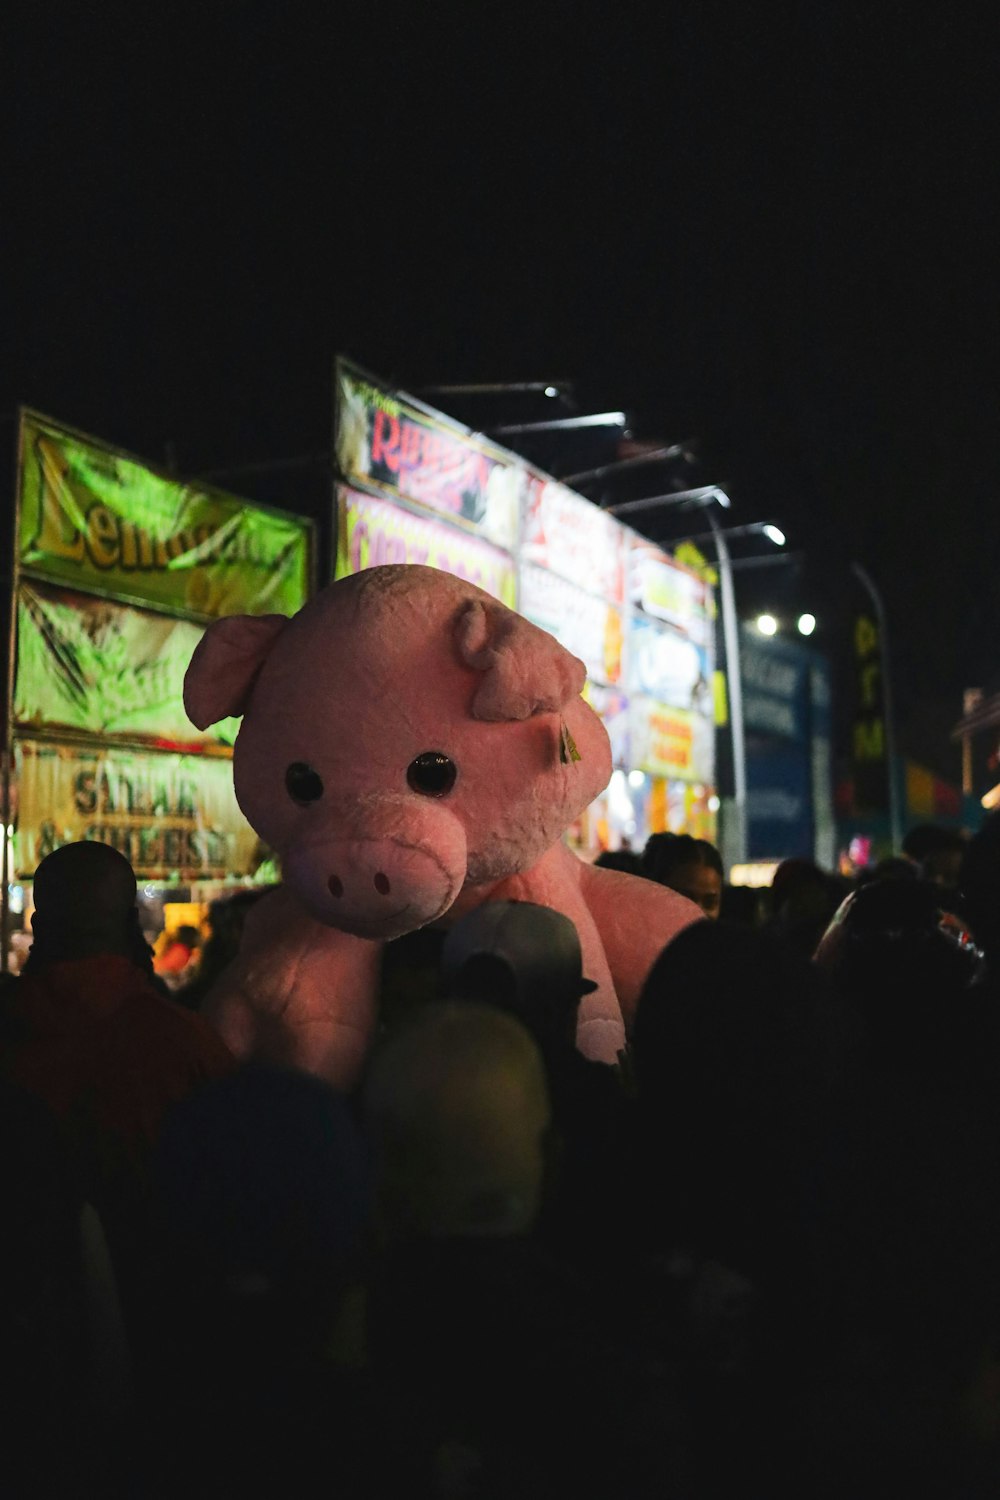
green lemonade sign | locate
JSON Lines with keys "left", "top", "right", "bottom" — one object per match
{"left": 18, "top": 412, "right": 311, "bottom": 619}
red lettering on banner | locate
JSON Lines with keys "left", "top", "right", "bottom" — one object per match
{"left": 400, "top": 420, "right": 423, "bottom": 471}
{"left": 372, "top": 411, "right": 401, "bottom": 472}
{"left": 350, "top": 519, "right": 369, "bottom": 573}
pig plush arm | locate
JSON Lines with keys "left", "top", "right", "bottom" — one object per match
{"left": 200, "top": 886, "right": 383, "bottom": 1092}
{"left": 576, "top": 861, "right": 703, "bottom": 1033}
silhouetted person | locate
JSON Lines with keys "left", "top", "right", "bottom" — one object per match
{"left": 142, "top": 1065, "right": 376, "bottom": 1496}
{"left": 176, "top": 888, "right": 271, "bottom": 1012}
{"left": 766, "top": 857, "right": 847, "bottom": 959}
{"left": 813, "top": 877, "right": 987, "bottom": 1071}
{"left": 362, "top": 1002, "right": 630, "bottom": 1498}
{"left": 593, "top": 847, "right": 643, "bottom": 876}
{"left": 440, "top": 901, "right": 629, "bottom": 1277}
{"left": 0, "top": 841, "right": 234, "bottom": 1357}
{"left": 642, "top": 832, "right": 723, "bottom": 917}
{"left": 630, "top": 919, "right": 843, "bottom": 1495}
{"left": 809, "top": 876, "right": 1000, "bottom": 1494}
{"left": 902, "top": 823, "right": 967, "bottom": 899}
{"left": 961, "top": 811, "right": 1000, "bottom": 973}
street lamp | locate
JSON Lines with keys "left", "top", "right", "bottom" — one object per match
{"left": 561, "top": 441, "right": 699, "bottom": 489}
{"left": 606, "top": 484, "right": 732, "bottom": 519}
{"left": 751, "top": 611, "right": 816, "bottom": 637}
{"left": 486, "top": 411, "right": 629, "bottom": 437}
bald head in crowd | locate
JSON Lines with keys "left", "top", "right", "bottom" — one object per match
{"left": 29, "top": 841, "right": 143, "bottom": 965}
{"left": 362, "top": 1002, "right": 552, "bottom": 1241}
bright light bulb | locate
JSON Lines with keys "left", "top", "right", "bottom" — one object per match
{"left": 708, "top": 794, "right": 721, "bottom": 812}
{"left": 756, "top": 613, "right": 778, "bottom": 636}
{"left": 627, "top": 770, "right": 646, "bottom": 788}
{"left": 797, "top": 613, "right": 816, "bottom": 636}
{"left": 544, "top": 386, "right": 558, "bottom": 397}
{"left": 762, "top": 524, "right": 786, "bottom": 546}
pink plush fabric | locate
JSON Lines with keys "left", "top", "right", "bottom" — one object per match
{"left": 184, "top": 565, "right": 701, "bottom": 1084}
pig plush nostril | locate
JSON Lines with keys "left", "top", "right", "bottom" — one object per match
{"left": 373, "top": 872, "right": 391, "bottom": 896}
{"left": 328, "top": 875, "right": 344, "bottom": 898}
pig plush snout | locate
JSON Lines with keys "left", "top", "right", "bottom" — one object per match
{"left": 282, "top": 811, "right": 468, "bottom": 940}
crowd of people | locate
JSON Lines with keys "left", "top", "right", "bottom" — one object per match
{"left": 2, "top": 817, "right": 1000, "bottom": 1497}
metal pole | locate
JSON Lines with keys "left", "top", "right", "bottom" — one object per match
{"left": 561, "top": 441, "right": 693, "bottom": 488}
{"left": 606, "top": 485, "right": 729, "bottom": 519}
{"left": 851, "top": 562, "right": 903, "bottom": 853}
{"left": 709, "top": 511, "right": 748, "bottom": 869}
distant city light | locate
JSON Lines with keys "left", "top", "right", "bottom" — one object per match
{"left": 756, "top": 613, "right": 778, "bottom": 635}
{"left": 608, "top": 769, "right": 634, "bottom": 821}
{"left": 797, "top": 612, "right": 817, "bottom": 636}
{"left": 762, "top": 524, "right": 786, "bottom": 546}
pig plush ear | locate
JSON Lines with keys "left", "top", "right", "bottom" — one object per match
{"left": 455, "top": 599, "right": 586, "bottom": 722}
{"left": 184, "top": 613, "right": 289, "bottom": 729}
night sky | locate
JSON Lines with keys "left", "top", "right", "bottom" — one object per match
{"left": 6, "top": 3, "right": 999, "bottom": 778}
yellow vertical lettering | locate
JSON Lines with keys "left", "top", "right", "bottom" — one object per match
{"left": 86, "top": 505, "right": 120, "bottom": 568}
{"left": 35, "top": 466, "right": 85, "bottom": 562}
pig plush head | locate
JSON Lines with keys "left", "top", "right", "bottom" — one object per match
{"left": 184, "top": 565, "right": 612, "bottom": 941}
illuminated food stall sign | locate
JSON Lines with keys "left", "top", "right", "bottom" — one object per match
{"left": 629, "top": 700, "right": 714, "bottom": 783}
{"left": 518, "top": 563, "right": 623, "bottom": 687}
{"left": 628, "top": 614, "right": 712, "bottom": 712}
{"left": 6, "top": 411, "right": 314, "bottom": 894}
{"left": 336, "top": 361, "right": 520, "bottom": 551}
{"left": 18, "top": 412, "right": 310, "bottom": 619}
{"left": 14, "top": 582, "right": 238, "bottom": 749}
{"left": 520, "top": 477, "right": 625, "bottom": 604}
{"left": 14, "top": 739, "right": 259, "bottom": 882}
{"left": 628, "top": 537, "right": 712, "bottom": 647}
{"left": 335, "top": 485, "right": 516, "bottom": 606}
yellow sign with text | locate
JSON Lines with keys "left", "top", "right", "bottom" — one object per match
{"left": 18, "top": 412, "right": 311, "bottom": 619}
{"left": 14, "top": 739, "right": 260, "bottom": 881}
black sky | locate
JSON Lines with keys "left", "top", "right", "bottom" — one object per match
{"left": 5, "top": 2, "right": 1000, "bottom": 776}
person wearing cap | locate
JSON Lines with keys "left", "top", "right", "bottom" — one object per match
{"left": 439, "top": 901, "right": 631, "bottom": 1279}
{"left": 440, "top": 899, "right": 600, "bottom": 1062}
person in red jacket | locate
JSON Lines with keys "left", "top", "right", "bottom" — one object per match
{"left": 0, "top": 841, "right": 235, "bottom": 1356}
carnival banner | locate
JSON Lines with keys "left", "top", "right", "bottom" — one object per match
{"left": 518, "top": 563, "right": 623, "bottom": 686}
{"left": 18, "top": 411, "right": 311, "bottom": 619}
{"left": 520, "top": 476, "right": 625, "bottom": 604}
{"left": 335, "top": 362, "right": 520, "bottom": 550}
{"left": 628, "top": 537, "right": 712, "bottom": 647}
{"left": 13, "top": 581, "right": 238, "bottom": 749}
{"left": 14, "top": 739, "right": 259, "bottom": 881}
{"left": 629, "top": 699, "right": 714, "bottom": 784}
{"left": 335, "top": 485, "right": 517, "bottom": 606}
{"left": 628, "top": 614, "right": 712, "bottom": 713}
{"left": 583, "top": 682, "right": 630, "bottom": 767}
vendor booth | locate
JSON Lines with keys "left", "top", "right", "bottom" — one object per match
{"left": 3, "top": 410, "right": 313, "bottom": 970}
{"left": 333, "top": 358, "right": 719, "bottom": 858}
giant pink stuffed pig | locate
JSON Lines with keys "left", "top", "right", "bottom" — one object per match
{"left": 184, "top": 564, "right": 701, "bottom": 1087}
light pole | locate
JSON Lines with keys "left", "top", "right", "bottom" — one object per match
{"left": 662, "top": 517, "right": 788, "bottom": 870}
{"left": 708, "top": 512, "right": 748, "bottom": 869}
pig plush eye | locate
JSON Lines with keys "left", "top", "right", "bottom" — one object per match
{"left": 285, "top": 762, "right": 324, "bottom": 805}
{"left": 406, "top": 751, "right": 457, "bottom": 797}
